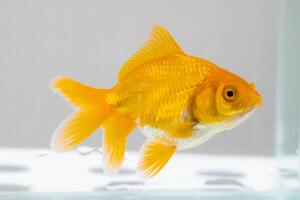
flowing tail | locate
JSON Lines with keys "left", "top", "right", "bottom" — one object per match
{"left": 50, "top": 76, "right": 136, "bottom": 174}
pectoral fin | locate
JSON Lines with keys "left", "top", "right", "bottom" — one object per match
{"left": 163, "top": 122, "right": 193, "bottom": 138}
{"left": 138, "top": 139, "right": 176, "bottom": 179}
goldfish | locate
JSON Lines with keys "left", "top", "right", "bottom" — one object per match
{"left": 50, "top": 25, "right": 262, "bottom": 179}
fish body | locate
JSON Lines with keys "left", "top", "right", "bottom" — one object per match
{"left": 51, "top": 25, "right": 262, "bottom": 179}
{"left": 108, "top": 54, "right": 215, "bottom": 137}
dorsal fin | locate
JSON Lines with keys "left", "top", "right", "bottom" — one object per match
{"left": 118, "top": 25, "right": 184, "bottom": 80}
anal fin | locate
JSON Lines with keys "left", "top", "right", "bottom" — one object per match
{"left": 138, "top": 139, "right": 176, "bottom": 179}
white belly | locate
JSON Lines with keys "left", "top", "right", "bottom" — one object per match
{"left": 141, "top": 109, "right": 256, "bottom": 150}
{"left": 142, "top": 124, "right": 223, "bottom": 150}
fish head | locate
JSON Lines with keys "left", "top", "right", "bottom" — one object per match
{"left": 193, "top": 68, "right": 262, "bottom": 125}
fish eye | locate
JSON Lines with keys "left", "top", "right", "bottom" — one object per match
{"left": 222, "top": 85, "right": 239, "bottom": 102}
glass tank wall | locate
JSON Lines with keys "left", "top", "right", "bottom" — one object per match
{"left": 276, "top": 0, "right": 300, "bottom": 187}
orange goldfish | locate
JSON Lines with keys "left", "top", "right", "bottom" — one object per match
{"left": 51, "top": 25, "right": 262, "bottom": 179}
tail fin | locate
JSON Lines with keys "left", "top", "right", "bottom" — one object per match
{"left": 51, "top": 76, "right": 137, "bottom": 174}
{"left": 50, "top": 76, "right": 112, "bottom": 152}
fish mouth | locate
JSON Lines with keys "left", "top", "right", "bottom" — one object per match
{"left": 223, "top": 107, "right": 257, "bottom": 130}
{"left": 229, "top": 95, "right": 260, "bottom": 125}
{"left": 237, "top": 106, "right": 257, "bottom": 120}
{"left": 237, "top": 98, "right": 260, "bottom": 120}
{"left": 254, "top": 95, "right": 262, "bottom": 108}
{"left": 242, "top": 93, "right": 262, "bottom": 110}
{"left": 207, "top": 107, "right": 257, "bottom": 131}
{"left": 253, "top": 91, "right": 262, "bottom": 108}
